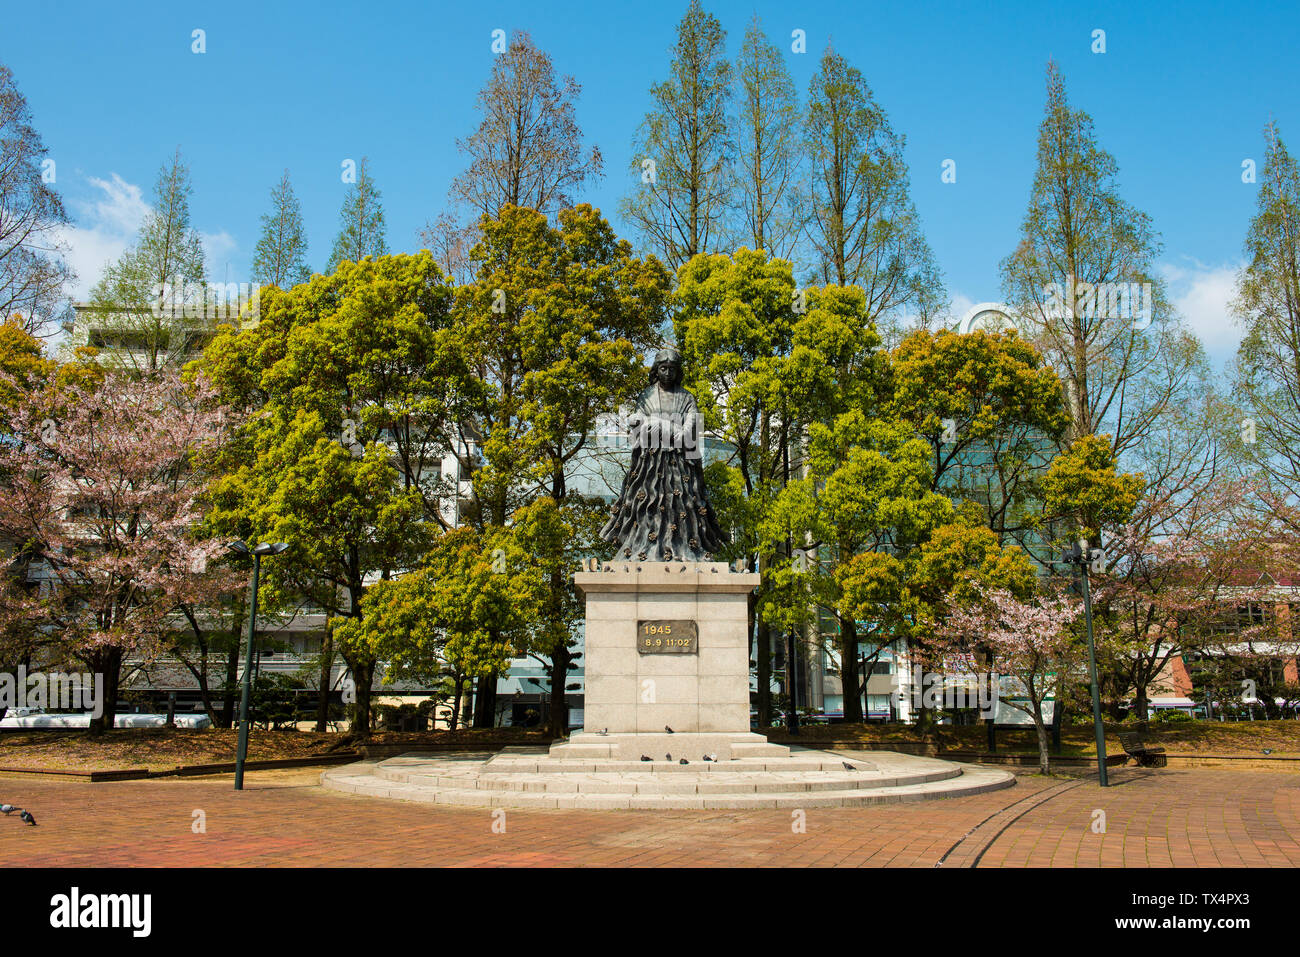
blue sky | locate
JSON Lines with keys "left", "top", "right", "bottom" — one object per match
{"left": 5, "top": 0, "right": 1298, "bottom": 370}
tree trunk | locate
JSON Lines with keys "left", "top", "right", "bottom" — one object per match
{"left": 1134, "top": 684, "right": 1150, "bottom": 729}
{"left": 347, "top": 658, "right": 374, "bottom": 737}
{"left": 1032, "top": 708, "right": 1051, "bottom": 776}
{"left": 916, "top": 701, "right": 933, "bottom": 733}
{"left": 1050, "top": 681, "right": 1066, "bottom": 752}
{"left": 219, "top": 601, "right": 244, "bottom": 729}
{"left": 315, "top": 625, "right": 334, "bottom": 732}
{"left": 840, "top": 617, "right": 863, "bottom": 723}
{"left": 195, "top": 676, "right": 215, "bottom": 726}
{"left": 220, "top": 640, "right": 239, "bottom": 729}
{"left": 86, "top": 647, "right": 123, "bottom": 735}
{"left": 473, "top": 672, "right": 499, "bottom": 728}
{"left": 547, "top": 645, "right": 571, "bottom": 738}
{"left": 980, "top": 645, "right": 996, "bottom": 752}
{"left": 460, "top": 678, "right": 474, "bottom": 728}
{"left": 450, "top": 673, "right": 464, "bottom": 731}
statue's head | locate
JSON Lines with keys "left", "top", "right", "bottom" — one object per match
{"left": 650, "top": 347, "right": 682, "bottom": 388}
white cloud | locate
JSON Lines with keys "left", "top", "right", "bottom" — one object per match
{"left": 200, "top": 230, "right": 239, "bottom": 280}
{"left": 52, "top": 174, "right": 242, "bottom": 301}
{"left": 946, "top": 292, "right": 979, "bottom": 327}
{"left": 55, "top": 173, "right": 150, "bottom": 300}
{"left": 1164, "top": 257, "right": 1242, "bottom": 351}
{"left": 1158, "top": 258, "right": 1243, "bottom": 363}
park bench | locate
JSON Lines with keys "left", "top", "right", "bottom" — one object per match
{"left": 1118, "top": 732, "right": 1167, "bottom": 767}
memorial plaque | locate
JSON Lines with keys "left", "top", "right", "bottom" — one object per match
{"left": 637, "top": 620, "right": 698, "bottom": 654}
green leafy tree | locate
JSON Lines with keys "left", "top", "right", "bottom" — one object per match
{"left": 838, "top": 519, "right": 1039, "bottom": 732}
{"left": 1000, "top": 62, "right": 1203, "bottom": 477}
{"left": 0, "top": 63, "right": 73, "bottom": 338}
{"left": 801, "top": 46, "right": 944, "bottom": 333}
{"left": 1001, "top": 66, "right": 1217, "bottom": 730}
{"left": 674, "top": 250, "right": 877, "bottom": 721}
{"left": 731, "top": 16, "right": 801, "bottom": 260}
{"left": 251, "top": 170, "right": 310, "bottom": 288}
{"left": 449, "top": 203, "right": 669, "bottom": 729}
{"left": 620, "top": 0, "right": 733, "bottom": 270}
{"left": 327, "top": 157, "right": 387, "bottom": 272}
{"left": 336, "top": 525, "right": 545, "bottom": 730}
{"left": 198, "top": 253, "right": 457, "bottom": 736}
{"left": 451, "top": 30, "right": 602, "bottom": 219}
{"left": 89, "top": 149, "right": 207, "bottom": 371}
{"left": 1041, "top": 433, "right": 1143, "bottom": 544}
{"left": 511, "top": 496, "right": 592, "bottom": 734}
{"left": 890, "top": 328, "right": 1069, "bottom": 551}
{"left": 1233, "top": 121, "right": 1300, "bottom": 512}
{"left": 764, "top": 407, "right": 954, "bottom": 724}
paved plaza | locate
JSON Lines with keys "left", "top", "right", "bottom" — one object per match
{"left": 2, "top": 760, "right": 1297, "bottom": 867}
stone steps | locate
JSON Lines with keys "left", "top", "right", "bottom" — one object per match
{"left": 386, "top": 757, "right": 884, "bottom": 775}
{"left": 387, "top": 770, "right": 960, "bottom": 795}
{"left": 550, "top": 732, "right": 792, "bottom": 762}
{"left": 321, "top": 749, "right": 1015, "bottom": 809}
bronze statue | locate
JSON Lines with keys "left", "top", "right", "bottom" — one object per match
{"left": 599, "top": 347, "right": 727, "bottom": 562}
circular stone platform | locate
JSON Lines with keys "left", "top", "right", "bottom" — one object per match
{"left": 321, "top": 747, "right": 1015, "bottom": 809}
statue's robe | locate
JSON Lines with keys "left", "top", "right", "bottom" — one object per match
{"left": 599, "top": 382, "right": 727, "bottom": 562}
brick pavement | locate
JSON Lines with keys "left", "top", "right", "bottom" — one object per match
{"left": 0, "top": 764, "right": 1296, "bottom": 867}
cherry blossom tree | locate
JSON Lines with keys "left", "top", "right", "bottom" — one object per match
{"left": 1086, "top": 477, "right": 1260, "bottom": 720}
{"left": 1177, "top": 481, "right": 1300, "bottom": 718}
{"left": 943, "top": 586, "right": 1081, "bottom": 774}
{"left": 0, "top": 366, "right": 237, "bottom": 732}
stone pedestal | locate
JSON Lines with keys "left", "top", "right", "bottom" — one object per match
{"left": 551, "top": 561, "right": 788, "bottom": 761}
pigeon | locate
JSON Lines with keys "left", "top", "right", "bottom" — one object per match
{"left": 1263, "top": 748, "right": 1274, "bottom": 755}
{"left": 842, "top": 761, "right": 858, "bottom": 772}
{"left": 665, "top": 753, "right": 672, "bottom": 761}
{"left": 703, "top": 753, "right": 718, "bottom": 763}
{"left": 595, "top": 728, "right": 608, "bottom": 735}
{"left": 679, "top": 758, "right": 689, "bottom": 765}
{"left": 664, "top": 725, "right": 674, "bottom": 734}
{"left": 640, "top": 754, "right": 652, "bottom": 762}
{"left": 19, "top": 810, "right": 34, "bottom": 826}
{"left": 0, "top": 804, "right": 16, "bottom": 815}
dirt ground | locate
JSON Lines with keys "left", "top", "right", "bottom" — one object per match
{"left": 765, "top": 720, "right": 1300, "bottom": 756}
{"left": 0, "top": 720, "right": 1295, "bottom": 772}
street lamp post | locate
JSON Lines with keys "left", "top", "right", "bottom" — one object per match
{"left": 1062, "top": 540, "right": 1109, "bottom": 787}
{"left": 227, "top": 541, "right": 289, "bottom": 791}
